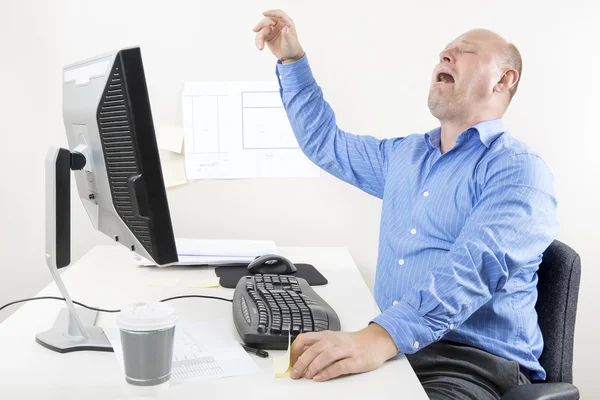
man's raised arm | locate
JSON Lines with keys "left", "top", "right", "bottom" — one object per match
{"left": 254, "top": 9, "right": 404, "bottom": 198}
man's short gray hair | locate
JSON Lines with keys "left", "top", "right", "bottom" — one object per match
{"left": 505, "top": 43, "right": 522, "bottom": 102}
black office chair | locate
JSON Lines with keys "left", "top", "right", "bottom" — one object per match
{"left": 503, "top": 240, "right": 581, "bottom": 400}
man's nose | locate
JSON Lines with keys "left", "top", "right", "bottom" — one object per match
{"left": 439, "top": 49, "right": 454, "bottom": 64}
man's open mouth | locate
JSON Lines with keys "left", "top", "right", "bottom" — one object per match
{"left": 436, "top": 72, "right": 455, "bottom": 83}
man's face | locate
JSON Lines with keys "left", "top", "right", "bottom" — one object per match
{"left": 428, "top": 30, "right": 506, "bottom": 121}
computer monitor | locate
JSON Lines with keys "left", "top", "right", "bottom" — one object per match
{"left": 36, "top": 47, "right": 178, "bottom": 353}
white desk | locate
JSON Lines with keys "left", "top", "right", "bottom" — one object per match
{"left": 0, "top": 245, "right": 427, "bottom": 399}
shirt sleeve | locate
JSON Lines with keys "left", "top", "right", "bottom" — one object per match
{"left": 276, "top": 55, "right": 403, "bottom": 199}
{"left": 371, "top": 153, "right": 559, "bottom": 354}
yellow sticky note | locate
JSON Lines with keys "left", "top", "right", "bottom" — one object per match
{"left": 274, "top": 333, "right": 292, "bottom": 378}
{"left": 158, "top": 125, "right": 184, "bottom": 153}
{"left": 185, "top": 277, "right": 220, "bottom": 288}
{"left": 159, "top": 150, "right": 187, "bottom": 188}
{"left": 146, "top": 278, "right": 180, "bottom": 286}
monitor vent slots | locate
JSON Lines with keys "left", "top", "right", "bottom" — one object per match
{"left": 97, "top": 62, "right": 152, "bottom": 253}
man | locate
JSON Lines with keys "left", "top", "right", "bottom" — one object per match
{"left": 253, "top": 9, "right": 558, "bottom": 400}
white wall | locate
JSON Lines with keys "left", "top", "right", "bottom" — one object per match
{"left": 1, "top": 0, "right": 598, "bottom": 395}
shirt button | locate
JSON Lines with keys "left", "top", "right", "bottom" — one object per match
{"left": 398, "top": 259, "right": 405, "bottom": 265}
{"left": 410, "top": 229, "right": 417, "bottom": 235}
{"left": 423, "top": 191, "right": 429, "bottom": 197}
{"left": 392, "top": 300, "right": 399, "bottom": 306}
{"left": 450, "top": 323, "right": 455, "bottom": 330}
{"left": 413, "top": 341, "right": 420, "bottom": 349}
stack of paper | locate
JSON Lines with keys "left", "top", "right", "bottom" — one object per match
{"left": 134, "top": 238, "right": 277, "bottom": 267}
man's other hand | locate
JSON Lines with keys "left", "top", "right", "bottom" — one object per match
{"left": 289, "top": 323, "right": 399, "bottom": 382}
{"left": 253, "top": 9, "right": 305, "bottom": 64}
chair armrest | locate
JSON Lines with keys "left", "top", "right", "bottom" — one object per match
{"left": 502, "top": 383, "right": 579, "bottom": 400}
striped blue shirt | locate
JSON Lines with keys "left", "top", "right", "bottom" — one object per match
{"left": 276, "top": 55, "right": 559, "bottom": 381}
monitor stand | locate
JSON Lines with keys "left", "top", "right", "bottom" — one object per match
{"left": 35, "top": 146, "right": 112, "bottom": 353}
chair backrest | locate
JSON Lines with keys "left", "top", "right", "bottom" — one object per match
{"left": 536, "top": 239, "right": 581, "bottom": 383}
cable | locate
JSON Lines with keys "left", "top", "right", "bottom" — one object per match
{"left": 160, "top": 295, "right": 233, "bottom": 304}
{"left": 0, "top": 296, "right": 120, "bottom": 313}
{"left": 0, "top": 294, "right": 232, "bottom": 314}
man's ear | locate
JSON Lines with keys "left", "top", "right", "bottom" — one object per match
{"left": 494, "top": 69, "right": 519, "bottom": 94}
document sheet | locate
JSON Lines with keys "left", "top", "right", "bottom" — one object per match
{"left": 182, "top": 81, "right": 320, "bottom": 179}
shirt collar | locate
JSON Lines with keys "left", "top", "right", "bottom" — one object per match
{"left": 424, "top": 119, "right": 505, "bottom": 150}
{"left": 472, "top": 119, "right": 505, "bottom": 148}
{"left": 425, "top": 127, "right": 441, "bottom": 150}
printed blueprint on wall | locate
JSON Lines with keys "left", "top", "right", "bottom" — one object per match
{"left": 182, "top": 81, "right": 320, "bottom": 179}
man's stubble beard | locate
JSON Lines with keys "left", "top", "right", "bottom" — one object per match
{"left": 428, "top": 92, "right": 452, "bottom": 120}
{"left": 428, "top": 91, "right": 468, "bottom": 121}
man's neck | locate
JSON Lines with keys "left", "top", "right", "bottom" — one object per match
{"left": 439, "top": 120, "right": 472, "bottom": 154}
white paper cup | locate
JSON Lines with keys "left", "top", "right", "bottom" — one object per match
{"left": 116, "top": 302, "right": 177, "bottom": 396}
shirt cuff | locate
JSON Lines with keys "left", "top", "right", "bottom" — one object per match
{"left": 371, "top": 301, "right": 440, "bottom": 355}
{"left": 275, "top": 54, "right": 315, "bottom": 92}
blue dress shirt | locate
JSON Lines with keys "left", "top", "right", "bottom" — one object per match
{"left": 275, "top": 55, "right": 559, "bottom": 381}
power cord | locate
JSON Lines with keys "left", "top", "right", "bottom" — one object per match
{"left": 0, "top": 296, "right": 120, "bottom": 313}
{"left": 0, "top": 294, "right": 233, "bottom": 314}
{"left": 159, "top": 295, "right": 233, "bottom": 304}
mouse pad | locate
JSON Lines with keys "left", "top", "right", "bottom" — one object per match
{"left": 215, "top": 263, "right": 328, "bottom": 289}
